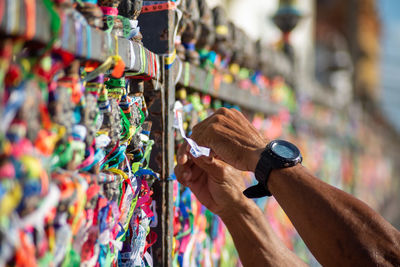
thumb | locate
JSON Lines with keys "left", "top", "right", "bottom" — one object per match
{"left": 192, "top": 156, "right": 228, "bottom": 178}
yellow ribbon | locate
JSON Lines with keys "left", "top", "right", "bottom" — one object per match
{"left": 215, "top": 25, "right": 228, "bottom": 36}
{"left": 165, "top": 49, "right": 177, "bottom": 66}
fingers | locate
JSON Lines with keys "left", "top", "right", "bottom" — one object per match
{"left": 191, "top": 157, "right": 247, "bottom": 194}
{"left": 190, "top": 108, "right": 249, "bottom": 144}
{"left": 190, "top": 108, "right": 234, "bottom": 138}
{"left": 175, "top": 154, "right": 221, "bottom": 185}
{"left": 175, "top": 162, "right": 191, "bottom": 185}
{"left": 191, "top": 156, "right": 227, "bottom": 179}
{"left": 214, "top": 108, "right": 249, "bottom": 126}
{"left": 175, "top": 145, "right": 205, "bottom": 187}
{"left": 175, "top": 142, "right": 192, "bottom": 185}
{"left": 214, "top": 107, "right": 237, "bottom": 119}
{"left": 177, "top": 142, "right": 190, "bottom": 165}
{"left": 184, "top": 107, "right": 266, "bottom": 171}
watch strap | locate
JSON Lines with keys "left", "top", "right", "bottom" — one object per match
{"left": 244, "top": 150, "right": 273, "bottom": 198}
{"left": 243, "top": 183, "right": 271, "bottom": 198}
{"left": 243, "top": 140, "right": 302, "bottom": 199}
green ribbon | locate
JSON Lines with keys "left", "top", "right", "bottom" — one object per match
{"left": 141, "top": 139, "right": 154, "bottom": 169}
{"left": 42, "top": 0, "right": 61, "bottom": 52}
{"left": 38, "top": 252, "right": 54, "bottom": 267}
{"left": 175, "top": 212, "right": 194, "bottom": 239}
{"left": 82, "top": 57, "right": 114, "bottom": 82}
{"left": 135, "top": 107, "right": 145, "bottom": 135}
{"left": 203, "top": 71, "right": 213, "bottom": 93}
{"left": 117, "top": 16, "right": 132, "bottom": 39}
{"left": 50, "top": 141, "right": 85, "bottom": 170}
{"left": 107, "top": 87, "right": 124, "bottom": 95}
{"left": 104, "top": 16, "right": 115, "bottom": 33}
{"left": 184, "top": 62, "right": 190, "bottom": 87}
{"left": 119, "top": 108, "right": 132, "bottom": 140}
{"left": 105, "top": 77, "right": 126, "bottom": 88}
{"left": 61, "top": 244, "right": 80, "bottom": 267}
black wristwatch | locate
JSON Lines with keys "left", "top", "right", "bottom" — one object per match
{"left": 243, "top": 140, "right": 302, "bottom": 198}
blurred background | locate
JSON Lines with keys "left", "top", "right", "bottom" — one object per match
{"left": 1, "top": 0, "right": 398, "bottom": 266}
{"left": 197, "top": 0, "right": 400, "bottom": 264}
{"left": 380, "top": 0, "right": 400, "bottom": 132}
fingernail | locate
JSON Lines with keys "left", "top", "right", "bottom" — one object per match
{"left": 178, "top": 154, "right": 187, "bottom": 164}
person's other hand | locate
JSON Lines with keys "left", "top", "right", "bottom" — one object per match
{"left": 174, "top": 142, "right": 250, "bottom": 219}
{"left": 189, "top": 107, "right": 267, "bottom": 172}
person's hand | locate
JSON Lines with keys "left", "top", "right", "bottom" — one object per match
{"left": 174, "top": 142, "right": 250, "bottom": 219}
{"left": 189, "top": 107, "right": 267, "bottom": 172}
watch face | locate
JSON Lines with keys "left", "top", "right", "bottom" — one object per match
{"left": 271, "top": 140, "right": 299, "bottom": 160}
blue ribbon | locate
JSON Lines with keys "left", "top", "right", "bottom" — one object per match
{"left": 82, "top": 149, "right": 105, "bottom": 171}
{"left": 101, "top": 145, "right": 127, "bottom": 170}
{"left": 86, "top": 25, "right": 92, "bottom": 59}
{"left": 81, "top": 0, "right": 98, "bottom": 4}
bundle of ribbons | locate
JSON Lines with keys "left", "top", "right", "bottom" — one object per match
{"left": 0, "top": 36, "right": 158, "bottom": 266}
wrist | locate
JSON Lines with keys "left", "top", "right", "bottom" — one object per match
{"left": 248, "top": 146, "right": 267, "bottom": 172}
{"left": 218, "top": 196, "right": 258, "bottom": 222}
{"left": 268, "top": 164, "right": 303, "bottom": 195}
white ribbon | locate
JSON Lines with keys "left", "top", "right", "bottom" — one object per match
{"left": 129, "top": 19, "right": 138, "bottom": 29}
{"left": 144, "top": 251, "right": 154, "bottom": 267}
{"left": 129, "top": 41, "right": 136, "bottom": 70}
{"left": 95, "top": 134, "right": 111, "bottom": 149}
{"left": 174, "top": 59, "right": 183, "bottom": 86}
{"left": 182, "top": 230, "right": 197, "bottom": 267}
{"left": 173, "top": 101, "right": 210, "bottom": 158}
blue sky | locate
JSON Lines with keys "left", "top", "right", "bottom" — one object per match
{"left": 379, "top": 0, "right": 400, "bottom": 132}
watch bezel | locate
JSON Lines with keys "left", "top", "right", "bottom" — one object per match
{"left": 248, "top": 140, "right": 302, "bottom": 198}
{"left": 266, "top": 140, "right": 302, "bottom": 167}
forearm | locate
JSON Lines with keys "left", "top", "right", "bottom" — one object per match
{"left": 269, "top": 164, "right": 400, "bottom": 266}
{"left": 220, "top": 199, "right": 307, "bottom": 267}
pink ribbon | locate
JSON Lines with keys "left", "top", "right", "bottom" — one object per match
{"left": 100, "top": 6, "right": 118, "bottom": 16}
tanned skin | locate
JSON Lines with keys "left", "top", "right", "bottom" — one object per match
{"left": 175, "top": 107, "right": 400, "bottom": 267}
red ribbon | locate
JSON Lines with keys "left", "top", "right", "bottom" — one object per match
{"left": 24, "top": 0, "right": 36, "bottom": 39}
{"left": 141, "top": 2, "right": 176, "bottom": 13}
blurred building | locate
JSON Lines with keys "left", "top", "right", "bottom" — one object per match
{"left": 315, "top": 0, "right": 381, "bottom": 107}
{"left": 380, "top": 0, "right": 400, "bottom": 134}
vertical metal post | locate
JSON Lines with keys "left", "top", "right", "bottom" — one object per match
{"left": 145, "top": 84, "right": 166, "bottom": 265}
{"left": 158, "top": 6, "right": 177, "bottom": 263}
{"left": 161, "top": 58, "right": 175, "bottom": 267}
{"left": 139, "top": 2, "right": 176, "bottom": 266}
{"left": 145, "top": 64, "right": 174, "bottom": 267}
